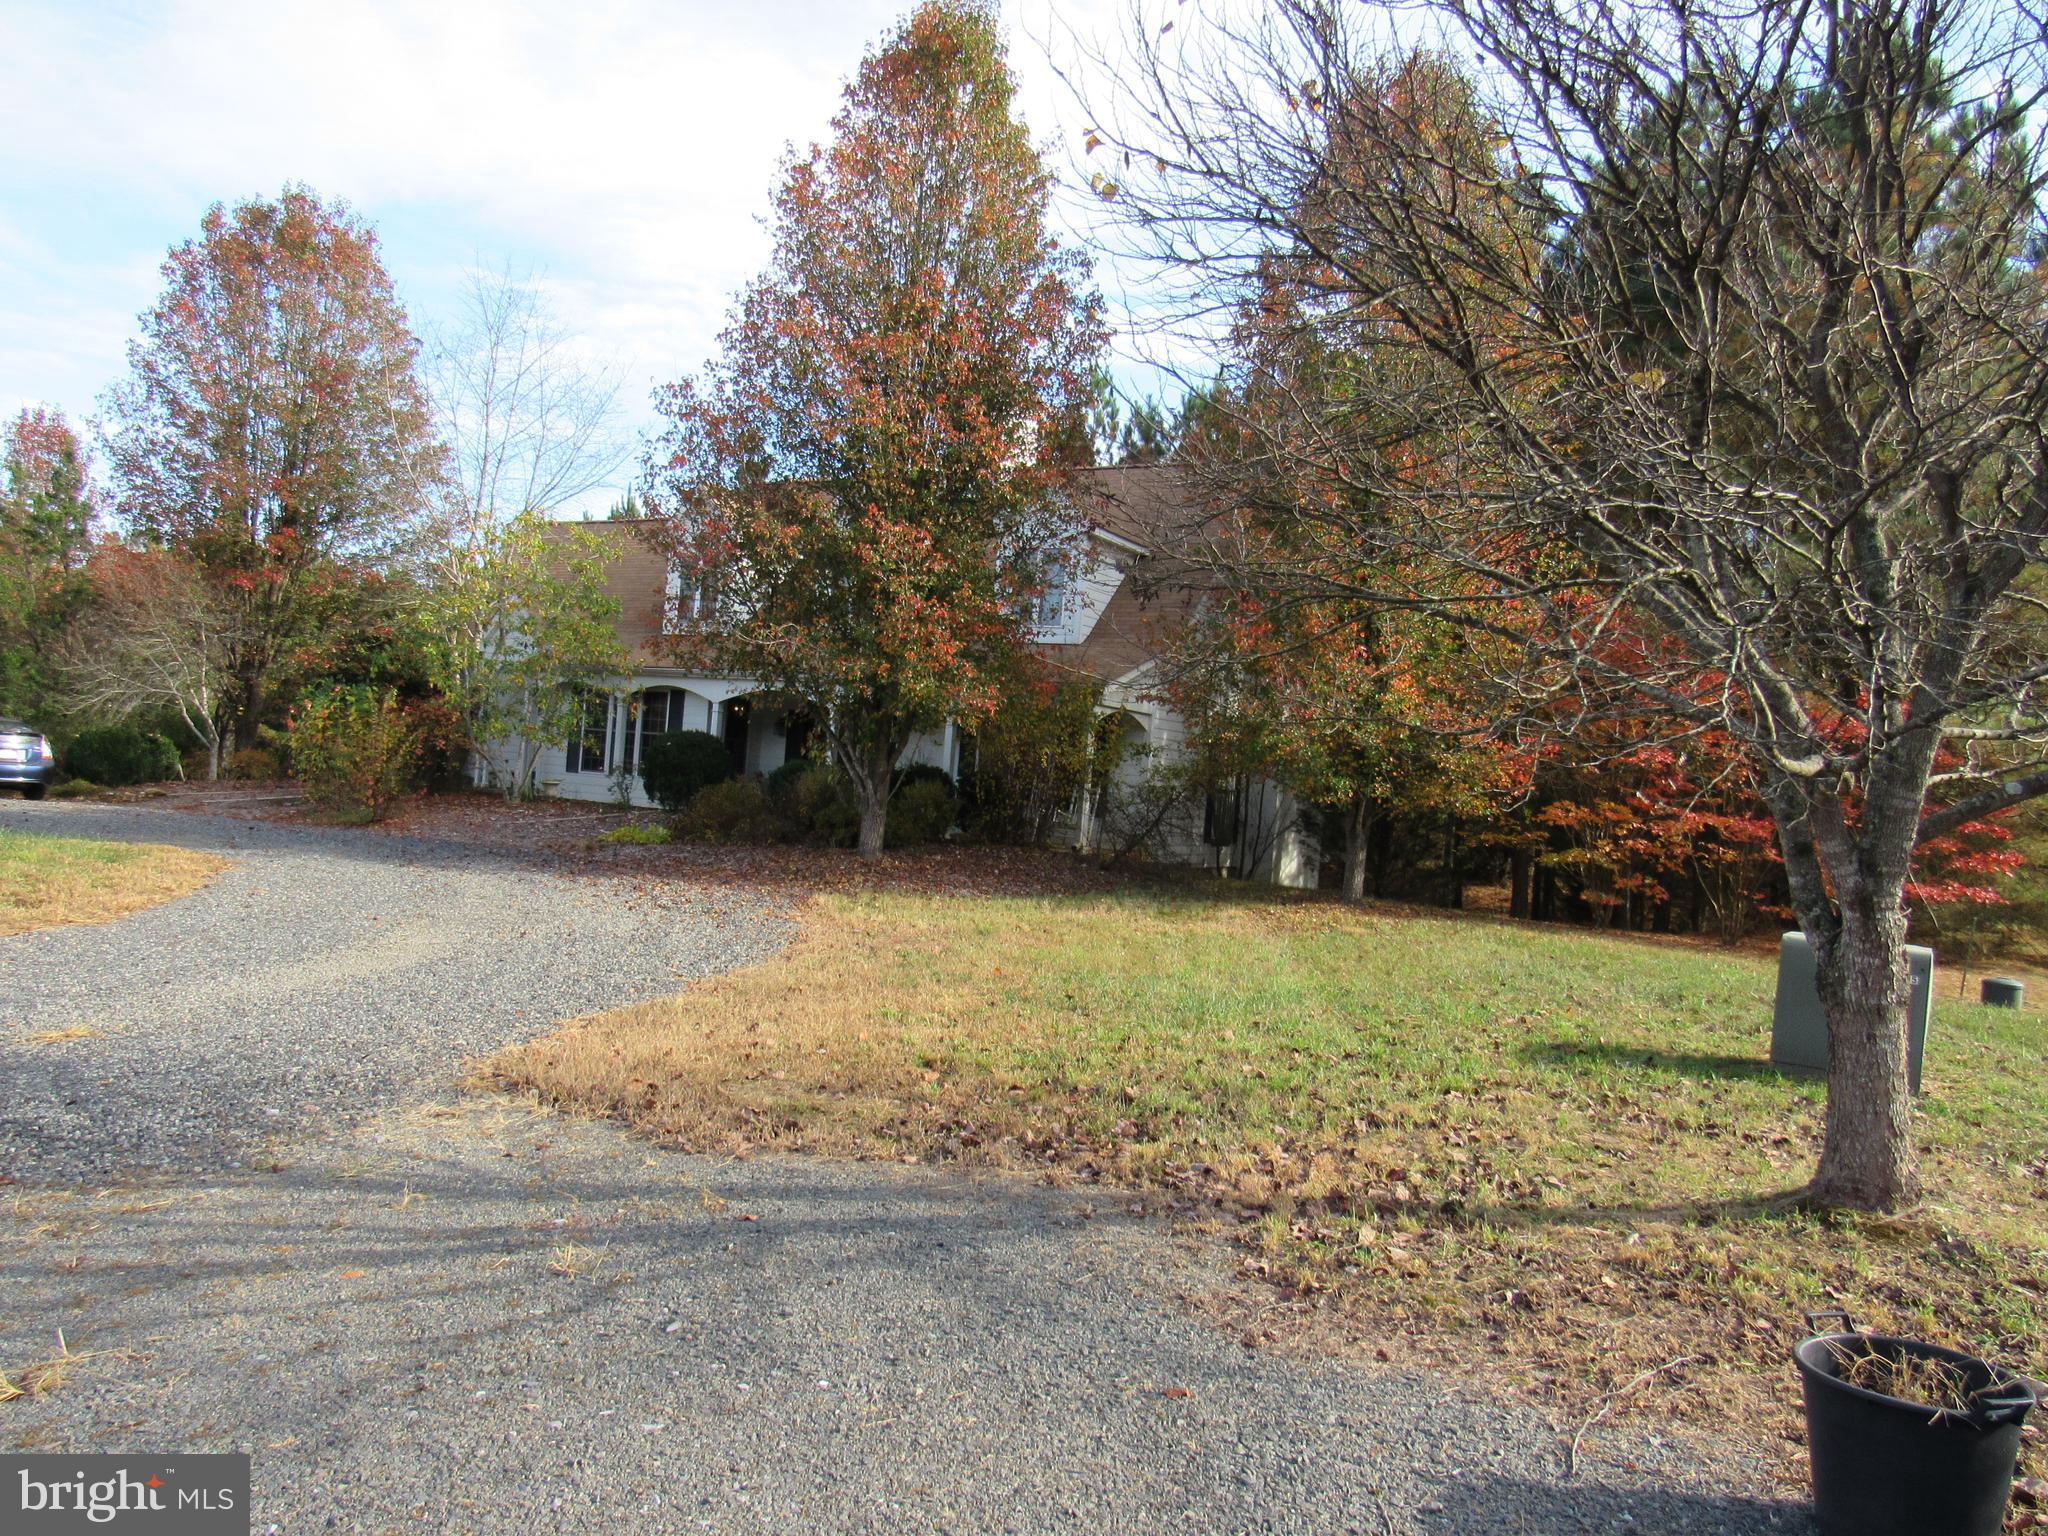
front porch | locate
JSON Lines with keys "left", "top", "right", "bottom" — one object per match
{"left": 513, "top": 674, "right": 814, "bottom": 808}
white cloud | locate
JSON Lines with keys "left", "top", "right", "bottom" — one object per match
{"left": 0, "top": 0, "right": 1156, "bottom": 502}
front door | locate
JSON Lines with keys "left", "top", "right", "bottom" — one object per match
{"left": 782, "top": 711, "right": 813, "bottom": 766}
{"left": 722, "top": 697, "right": 752, "bottom": 775}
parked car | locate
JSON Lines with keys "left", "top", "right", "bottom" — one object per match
{"left": 0, "top": 719, "right": 58, "bottom": 799}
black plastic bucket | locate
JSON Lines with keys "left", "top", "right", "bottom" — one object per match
{"left": 1794, "top": 1313, "right": 2038, "bottom": 1536}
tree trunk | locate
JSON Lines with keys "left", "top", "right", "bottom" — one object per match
{"left": 1509, "top": 849, "right": 1532, "bottom": 920}
{"left": 1341, "top": 798, "right": 1375, "bottom": 904}
{"left": 206, "top": 736, "right": 221, "bottom": 782}
{"left": 1807, "top": 902, "right": 1920, "bottom": 1210}
{"left": 1764, "top": 772, "right": 1925, "bottom": 1213}
{"left": 854, "top": 739, "right": 894, "bottom": 862}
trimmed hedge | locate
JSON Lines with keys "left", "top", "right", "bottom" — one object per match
{"left": 765, "top": 757, "right": 814, "bottom": 808}
{"left": 892, "top": 762, "right": 955, "bottom": 796}
{"left": 639, "top": 730, "right": 733, "bottom": 813}
{"left": 62, "top": 726, "right": 181, "bottom": 788}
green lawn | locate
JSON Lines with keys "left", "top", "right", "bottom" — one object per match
{"left": 0, "top": 825, "right": 224, "bottom": 937}
{"left": 494, "top": 884, "right": 2048, "bottom": 1456}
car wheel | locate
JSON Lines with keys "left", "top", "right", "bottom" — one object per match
{"left": 22, "top": 784, "right": 45, "bottom": 800}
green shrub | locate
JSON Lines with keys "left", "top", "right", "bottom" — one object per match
{"left": 226, "top": 747, "right": 281, "bottom": 781}
{"left": 48, "top": 778, "right": 101, "bottom": 799}
{"left": 290, "top": 685, "right": 421, "bottom": 821}
{"left": 888, "top": 776, "right": 957, "bottom": 847}
{"left": 673, "top": 778, "right": 784, "bottom": 844}
{"left": 599, "top": 822, "right": 673, "bottom": 846}
{"left": 61, "top": 726, "right": 181, "bottom": 788}
{"left": 765, "top": 757, "right": 814, "bottom": 808}
{"left": 638, "top": 730, "right": 733, "bottom": 813}
{"left": 893, "top": 762, "right": 954, "bottom": 795}
{"left": 791, "top": 762, "right": 860, "bottom": 846}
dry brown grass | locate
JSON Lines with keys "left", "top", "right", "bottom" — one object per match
{"left": 0, "top": 1331, "right": 141, "bottom": 1404}
{"left": 485, "top": 887, "right": 2048, "bottom": 1486}
{"left": 484, "top": 903, "right": 1005, "bottom": 1162}
{"left": 1825, "top": 1339, "right": 1981, "bottom": 1414}
{"left": 0, "top": 828, "right": 225, "bottom": 937}
{"left": 546, "top": 1242, "right": 603, "bottom": 1279}
{"left": 23, "top": 1025, "right": 100, "bottom": 1045}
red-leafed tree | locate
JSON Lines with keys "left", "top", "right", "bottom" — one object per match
{"left": 102, "top": 186, "right": 443, "bottom": 751}
{"left": 1529, "top": 724, "right": 2023, "bottom": 942}
{"left": 644, "top": 0, "right": 1105, "bottom": 859}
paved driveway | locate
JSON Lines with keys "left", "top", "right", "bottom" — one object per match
{"left": 0, "top": 801, "right": 1811, "bottom": 1534}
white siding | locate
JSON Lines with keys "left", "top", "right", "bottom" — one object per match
{"left": 1032, "top": 532, "right": 1135, "bottom": 646}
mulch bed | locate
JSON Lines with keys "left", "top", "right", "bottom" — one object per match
{"left": 150, "top": 784, "right": 1138, "bottom": 902}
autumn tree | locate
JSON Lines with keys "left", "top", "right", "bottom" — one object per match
{"left": 645, "top": 0, "right": 1105, "bottom": 858}
{"left": 0, "top": 407, "right": 97, "bottom": 718}
{"left": 1094, "top": 0, "right": 2048, "bottom": 1208}
{"left": 102, "top": 186, "right": 443, "bottom": 752}
{"left": 1174, "top": 595, "right": 1510, "bottom": 902}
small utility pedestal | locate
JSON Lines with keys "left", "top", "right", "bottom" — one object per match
{"left": 1981, "top": 976, "right": 2025, "bottom": 1009}
{"left": 1769, "top": 932, "right": 1935, "bottom": 1093}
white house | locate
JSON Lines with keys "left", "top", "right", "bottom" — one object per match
{"left": 481, "top": 464, "right": 1317, "bottom": 886}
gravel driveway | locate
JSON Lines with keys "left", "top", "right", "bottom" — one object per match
{"left": 0, "top": 800, "right": 1813, "bottom": 1534}
{"left": 0, "top": 800, "right": 787, "bottom": 1182}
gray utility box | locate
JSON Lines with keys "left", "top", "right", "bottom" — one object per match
{"left": 1770, "top": 932, "right": 1934, "bottom": 1093}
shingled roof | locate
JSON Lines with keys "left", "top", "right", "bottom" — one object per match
{"left": 549, "top": 462, "right": 1197, "bottom": 678}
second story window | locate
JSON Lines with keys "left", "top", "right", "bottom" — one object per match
{"left": 666, "top": 564, "right": 711, "bottom": 625}
{"left": 1032, "top": 565, "right": 1073, "bottom": 638}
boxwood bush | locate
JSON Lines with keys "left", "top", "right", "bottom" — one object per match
{"left": 638, "top": 730, "right": 733, "bottom": 813}
{"left": 62, "top": 725, "right": 181, "bottom": 787}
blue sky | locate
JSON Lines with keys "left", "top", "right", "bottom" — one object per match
{"left": 0, "top": 0, "right": 1153, "bottom": 513}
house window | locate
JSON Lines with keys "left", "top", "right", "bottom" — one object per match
{"left": 632, "top": 687, "right": 688, "bottom": 771}
{"left": 1033, "top": 566, "right": 1072, "bottom": 637}
{"left": 1203, "top": 784, "right": 1241, "bottom": 846}
{"left": 566, "top": 692, "right": 611, "bottom": 775}
{"left": 640, "top": 688, "right": 684, "bottom": 738}
{"left": 666, "top": 564, "right": 710, "bottom": 625}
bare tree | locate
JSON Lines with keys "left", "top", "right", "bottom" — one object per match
{"left": 1087, "top": 0, "right": 2048, "bottom": 1209}
{"left": 428, "top": 264, "right": 628, "bottom": 546}
{"left": 59, "top": 547, "right": 237, "bottom": 779}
